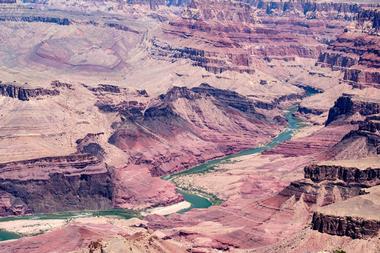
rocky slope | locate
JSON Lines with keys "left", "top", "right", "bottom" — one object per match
{"left": 325, "top": 94, "right": 380, "bottom": 125}
{"left": 148, "top": 0, "right": 359, "bottom": 79}
{"left": 0, "top": 82, "right": 59, "bottom": 101}
{"left": 106, "top": 83, "right": 281, "bottom": 176}
{"left": 312, "top": 212, "right": 380, "bottom": 239}
{"left": 280, "top": 163, "right": 380, "bottom": 207}
{"left": 325, "top": 94, "right": 380, "bottom": 159}
{"left": 311, "top": 185, "right": 380, "bottom": 239}
{"left": 0, "top": 0, "right": 379, "bottom": 252}
{"left": 0, "top": 138, "right": 113, "bottom": 216}
{"left": 317, "top": 8, "right": 380, "bottom": 88}
{"left": 86, "top": 82, "right": 286, "bottom": 209}
{"left": 0, "top": 219, "right": 187, "bottom": 253}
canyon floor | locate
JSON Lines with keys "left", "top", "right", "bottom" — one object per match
{"left": 0, "top": 0, "right": 379, "bottom": 252}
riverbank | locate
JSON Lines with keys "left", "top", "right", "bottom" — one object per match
{"left": 0, "top": 100, "right": 313, "bottom": 242}
{"left": 142, "top": 201, "right": 191, "bottom": 216}
{"left": 0, "top": 216, "right": 148, "bottom": 238}
{"left": 165, "top": 105, "right": 304, "bottom": 207}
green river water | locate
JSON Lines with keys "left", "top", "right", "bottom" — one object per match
{"left": 0, "top": 106, "right": 303, "bottom": 241}
{"left": 165, "top": 104, "right": 303, "bottom": 210}
{"left": 167, "top": 85, "right": 321, "bottom": 209}
{"left": 0, "top": 85, "right": 320, "bottom": 241}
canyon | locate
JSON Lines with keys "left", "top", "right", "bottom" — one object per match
{"left": 0, "top": 0, "right": 379, "bottom": 252}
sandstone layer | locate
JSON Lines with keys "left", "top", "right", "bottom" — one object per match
{"left": 0, "top": 0, "right": 379, "bottom": 252}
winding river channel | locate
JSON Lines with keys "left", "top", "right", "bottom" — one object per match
{"left": 166, "top": 85, "right": 320, "bottom": 210}
{"left": 0, "top": 86, "right": 320, "bottom": 241}
{"left": 165, "top": 104, "right": 303, "bottom": 211}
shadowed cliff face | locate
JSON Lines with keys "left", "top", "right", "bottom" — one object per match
{"left": 279, "top": 162, "right": 380, "bottom": 238}
{"left": 323, "top": 95, "right": 380, "bottom": 159}
{"left": 304, "top": 164, "right": 380, "bottom": 185}
{"left": 0, "top": 83, "right": 60, "bottom": 101}
{"left": 0, "top": 0, "right": 379, "bottom": 251}
{"left": 326, "top": 95, "right": 380, "bottom": 125}
{"left": 106, "top": 84, "right": 279, "bottom": 176}
{"left": 317, "top": 26, "right": 380, "bottom": 88}
{"left": 279, "top": 164, "right": 376, "bottom": 207}
{"left": 357, "top": 8, "right": 380, "bottom": 32}
{"left": 0, "top": 167, "right": 113, "bottom": 216}
{"left": 0, "top": 139, "right": 113, "bottom": 216}
{"left": 312, "top": 212, "right": 380, "bottom": 239}
{"left": 0, "top": 15, "right": 70, "bottom": 25}
{"left": 148, "top": 0, "right": 367, "bottom": 76}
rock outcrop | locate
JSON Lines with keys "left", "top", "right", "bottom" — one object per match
{"left": 246, "top": 0, "right": 363, "bottom": 20}
{"left": 0, "top": 82, "right": 60, "bottom": 101}
{"left": 0, "top": 15, "right": 70, "bottom": 25}
{"left": 282, "top": 161, "right": 380, "bottom": 239}
{"left": 331, "top": 116, "right": 380, "bottom": 159}
{"left": 317, "top": 29, "right": 380, "bottom": 88}
{"left": 0, "top": 144, "right": 113, "bottom": 216}
{"left": 312, "top": 212, "right": 380, "bottom": 239}
{"left": 304, "top": 164, "right": 380, "bottom": 186}
{"left": 310, "top": 185, "right": 380, "bottom": 239}
{"left": 150, "top": 0, "right": 352, "bottom": 75}
{"left": 103, "top": 84, "right": 280, "bottom": 176}
{"left": 357, "top": 8, "right": 380, "bottom": 33}
{"left": 325, "top": 95, "right": 380, "bottom": 125}
{"left": 279, "top": 164, "right": 375, "bottom": 207}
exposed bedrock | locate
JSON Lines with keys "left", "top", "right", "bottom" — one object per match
{"left": 0, "top": 152, "right": 113, "bottom": 216}
{"left": 325, "top": 95, "right": 380, "bottom": 125}
{"left": 0, "top": 82, "right": 60, "bottom": 101}
{"left": 344, "top": 68, "right": 380, "bottom": 87}
{"left": 104, "top": 84, "right": 280, "bottom": 176}
{"left": 304, "top": 164, "right": 380, "bottom": 186}
{"left": 190, "top": 0, "right": 365, "bottom": 20}
{"left": 311, "top": 212, "right": 380, "bottom": 239}
{"left": 126, "top": 0, "right": 191, "bottom": 8}
{"left": 359, "top": 115, "right": 380, "bottom": 132}
{"left": 317, "top": 31, "right": 380, "bottom": 87}
{"left": 336, "top": 123, "right": 380, "bottom": 157}
{"left": 298, "top": 106, "right": 324, "bottom": 115}
{"left": 153, "top": 0, "right": 348, "bottom": 75}
{"left": 151, "top": 38, "right": 255, "bottom": 74}
{"left": 125, "top": 0, "right": 374, "bottom": 21}
{"left": 0, "top": 15, "right": 70, "bottom": 25}
{"left": 281, "top": 87, "right": 380, "bottom": 192}
{"left": 280, "top": 163, "right": 380, "bottom": 207}
{"left": 246, "top": 0, "right": 363, "bottom": 18}
{"left": 357, "top": 8, "right": 380, "bottom": 32}
{"left": 318, "top": 51, "right": 358, "bottom": 69}
{"left": 280, "top": 179, "right": 365, "bottom": 206}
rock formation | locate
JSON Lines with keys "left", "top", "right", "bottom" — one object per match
{"left": 317, "top": 11, "right": 380, "bottom": 88}
{"left": 0, "top": 142, "right": 113, "bottom": 215}
{"left": 105, "top": 84, "right": 280, "bottom": 176}
{"left": 0, "top": 0, "right": 379, "bottom": 252}
{"left": 0, "top": 82, "right": 59, "bottom": 101}
{"left": 312, "top": 212, "right": 380, "bottom": 239}
{"left": 0, "top": 15, "right": 70, "bottom": 25}
{"left": 325, "top": 95, "right": 380, "bottom": 125}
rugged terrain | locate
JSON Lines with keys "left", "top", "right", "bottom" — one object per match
{"left": 0, "top": 0, "right": 379, "bottom": 252}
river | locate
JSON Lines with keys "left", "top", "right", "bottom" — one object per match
{"left": 0, "top": 85, "right": 320, "bottom": 241}
{"left": 165, "top": 104, "right": 303, "bottom": 210}
{"left": 166, "top": 84, "right": 321, "bottom": 211}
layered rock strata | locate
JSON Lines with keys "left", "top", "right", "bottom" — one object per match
{"left": 104, "top": 84, "right": 280, "bottom": 176}
{"left": 325, "top": 95, "right": 380, "bottom": 125}
{"left": 0, "top": 82, "right": 60, "bottom": 101}
{"left": 312, "top": 212, "right": 380, "bottom": 239}
{"left": 311, "top": 185, "right": 380, "bottom": 239}
{"left": 0, "top": 149, "right": 113, "bottom": 216}
{"left": 317, "top": 27, "right": 380, "bottom": 88}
